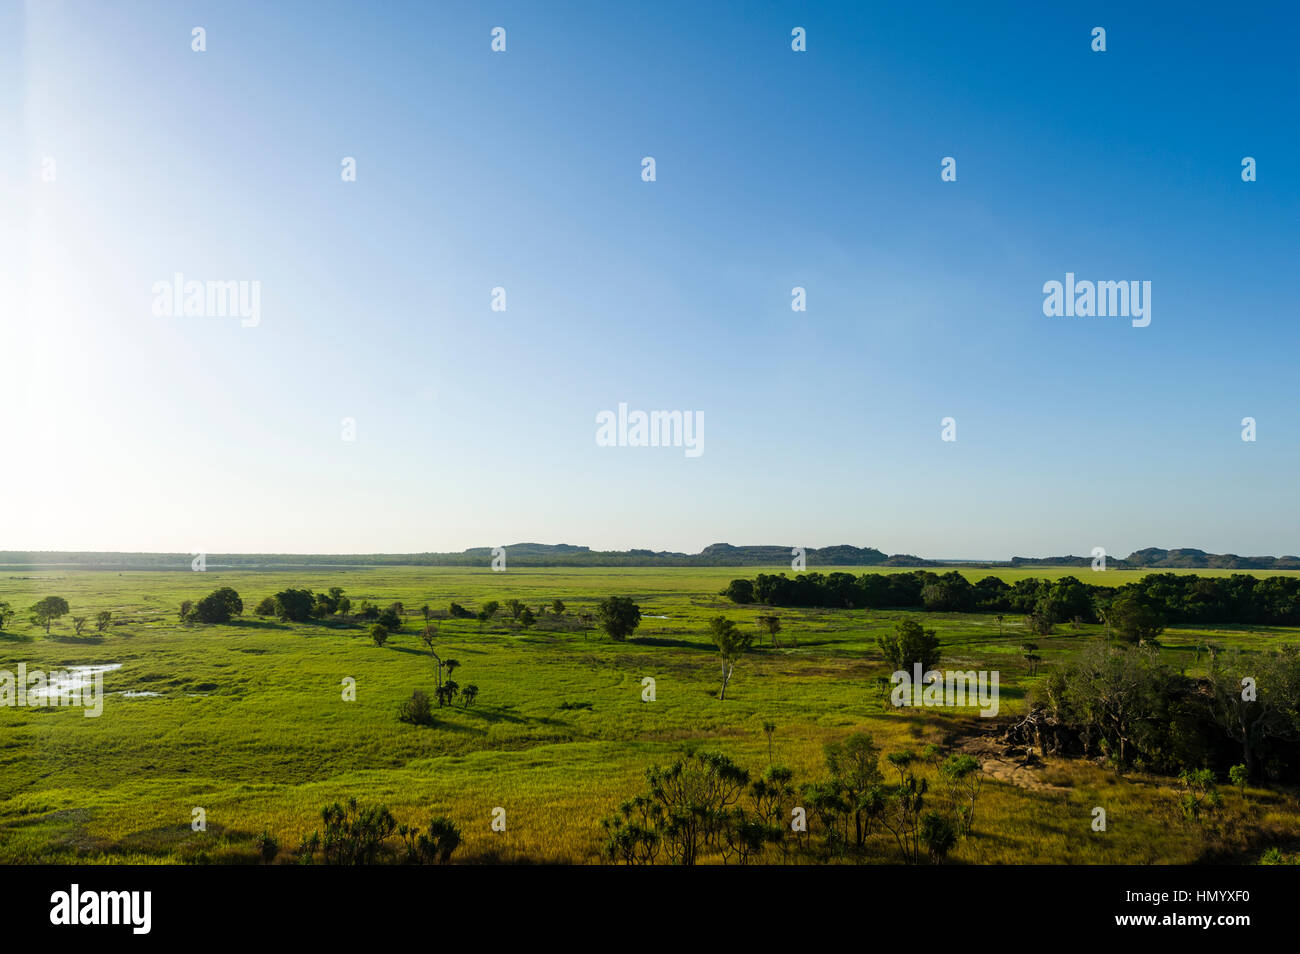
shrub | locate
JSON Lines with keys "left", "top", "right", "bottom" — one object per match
{"left": 920, "top": 811, "right": 957, "bottom": 863}
{"left": 400, "top": 815, "right": 462, "bottom": 865}
{"left": 398, "top": 690, "right": 434, "bottom": 725}
{"left": 254, "top": 829, "right": 279, "bottom": 864}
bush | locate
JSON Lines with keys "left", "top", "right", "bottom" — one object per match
{"left": 254, "top": 829, "right": 279, "bottom": 864}
{"left": 370, "top": 624, "right": 389, "bottom": 647}
{"left": 920, "top": 811, "right": 957, "bottom": 863}
{"left": 378, "top": 607, "right": 401, "bottom": 631}
{"left": 398, "top": 690, "right": 434, "bottom": 725}
{"left": 400, "top": 815, "right": 462, "bottom": 865}
{"left": 254, "top": 596, "right": 276, "bottom": 616}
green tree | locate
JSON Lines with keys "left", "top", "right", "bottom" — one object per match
{"left": 920, "top": 811, "right": 957, "bottom": 863}
{"left": 1208, "top": 647, "right": 1300, "bottom": 778}
{"left": 877, "top": 618, "right": 941, "bottom": 673}
{"left": 939, "top": 754, "right": 983, "bottom": 835}
{"left": 273, "top": 589, "right": 316, "bottom": 623}
{"left": 708, "top": 616, "right": 755, "bottom": 700}
{"left": 596, "top": 596, "right": 642, "bottom": 641}
{"left": 29, "top": 596, "right": 70, "bottom": 634}
{"left": 191, "top": 587, "right": 243, "bottom": 623}
{"left": 0, "top": 601, "right": 15, "bottom": 630}
{"left": 756, "top": 615, "right": 782, "bottom": 647}
{"left": 724, "top": 579, "right": 756, "bottom": 604}
{"left": 369, "top": 623, "right": 389, "bottom": 647}
{"left": 823, "top": 732, "right": 885, "bottom": 848}
{"left": 95, "top": 610, "right": 112, "bottom": 633}
{"left": 551, "top": 599, "right": 566, "bottom": 615}
{"left": 1229, "top": 763, "right": 1249, "bottom": 799}
{"left": 519, "top": 606, "right": 536, "bottom": 629}
{"left": 1109, "top": 594, "right": 1164, "bottom": 645}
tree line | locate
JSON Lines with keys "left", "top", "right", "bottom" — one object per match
{"left": 725, "top": 570, "right": 1300, "bottom": 628}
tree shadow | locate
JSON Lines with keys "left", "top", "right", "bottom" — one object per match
{"left": 630, "top": 636, "right": 708, "bottom": 650}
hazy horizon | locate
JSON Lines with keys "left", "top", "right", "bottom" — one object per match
{"left": 1, "top": 540, "right": 1296, "bottom": 563}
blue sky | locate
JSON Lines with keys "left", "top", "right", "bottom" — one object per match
{"left": 3, "top": 0, "right": 1297, "bottom": 558}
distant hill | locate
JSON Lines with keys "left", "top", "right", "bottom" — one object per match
{"left": 0, "top": 545, "right": 1295, "bottom": 571}
{"left": 1011, "top": 548, "right": 1300, "bottom": 570}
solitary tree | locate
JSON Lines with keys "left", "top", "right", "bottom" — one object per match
{"left": 95, "top": 610, "right": 112, "bottom": 633}
{"left": 877, "top": 618, "right": 941, "bottom": 673}
{"left": 30, "top": 596, "right": 70, "bottom": 634}
{"left": 505, "top": 599, "right": 525, "bottom": 621}
{"left": 0, "top": 601, "right": 15, "bottom": 630}
{"left": 551, "top": 599, "right": 566, "bottom": 615}
{"left": 708, "top": 616, "right": 755, "bottom": 700}
{"left": 420, "top": 622, "right": 444, "bottom": 687}
{"left": 369, "top": 624, "right": 389, "bottom": 647}
{"left": 519, "top": 606, "right": 536, "bottom": 629}
{"left": 596, "top": 597, "right": 642, "bottom": 641}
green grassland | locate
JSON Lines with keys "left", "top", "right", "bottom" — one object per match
{"left": 2, "top": 565, "right": 1297, "bottom": 864}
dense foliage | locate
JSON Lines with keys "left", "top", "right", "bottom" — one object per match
{"left": 727, "top": 570, "right": 1300, "bottom": 627}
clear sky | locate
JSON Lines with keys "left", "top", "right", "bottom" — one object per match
{"left": 3, "top": 0, "right": 1298, "bottom": 559}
